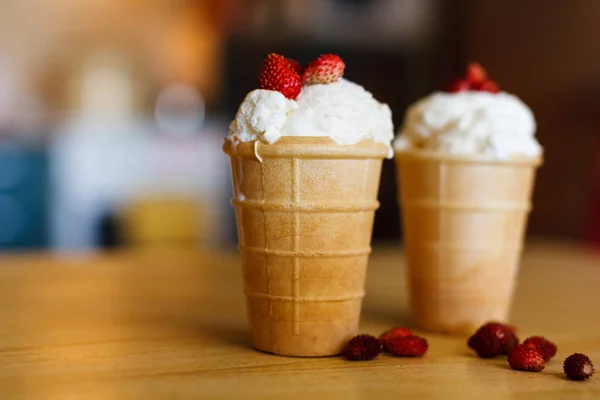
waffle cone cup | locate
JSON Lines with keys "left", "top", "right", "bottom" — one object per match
{"left": 224, "top": 137, "right": 388, "bottom": 356}
{"left": 395, "top": 150, "right": 542, "bottom": 334}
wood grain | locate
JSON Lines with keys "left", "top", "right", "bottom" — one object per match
{"left": 0, "top": 242, "right": 598, "bottom": 399}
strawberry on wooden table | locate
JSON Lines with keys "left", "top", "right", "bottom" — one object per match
{"left": 522, "top": 336, "right": 557, "bottom": 362}
{"left": 386, "top": 335, "right": 428, "bottom": 357}
{"left": 508, "top": 344, "right": 546, "bottom": 372}
{"left": 344, "top": 334, "right": 382, "bottom": 361}
{"left": 467, "top": 321, "right": 518, "bottom": 358}
{"left": 379, "top": 327, "right": 414, "bottom": 351}
{"left": 564, "top": 353, "right": 594, "bottom": 381}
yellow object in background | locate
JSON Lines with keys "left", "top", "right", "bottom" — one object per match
{"left": 121, "top": 197, "right": 209, "bottom": 248}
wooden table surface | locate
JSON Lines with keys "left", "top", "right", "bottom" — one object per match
{"left": 0, "top": 241, "right": 599, "bottom": 399}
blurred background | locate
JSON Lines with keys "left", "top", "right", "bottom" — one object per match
{"left": 0, "top": 0, "right": 599, "bottom": 252}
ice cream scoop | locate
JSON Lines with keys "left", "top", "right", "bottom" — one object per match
{"left": 228, "top": 78, "right": 394, "bottom": 157}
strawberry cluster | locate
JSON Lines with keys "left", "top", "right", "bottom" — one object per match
{"left": 257, "top": 53, "right": 346, "bottom": 100}
{"left": 467, "top": 321, "right": 556, "bottom": 371}
{"left": 446, "top": 62, "right": 499, "bottom": 94}
{"left": 344, "top": 327, "right": 428, "bottom": 361}
{"left": 341, "top": 320, "right": 593, "bottom": 383}
{"left": 467, "top": 321, "right": 593, "bottom": 380}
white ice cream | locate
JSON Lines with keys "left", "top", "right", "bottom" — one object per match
{"left": 228, "top": 78, "right": 394, "bottom": 156}
{"left": 394, "top": 91, "right": 542, "bottom": 160}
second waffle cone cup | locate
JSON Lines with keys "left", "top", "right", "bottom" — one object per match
{"left": 395, "top": 150, "right": 542, "bottom": 335}
{"left": 224, "top": 137, "right": 388, "bottom": 356}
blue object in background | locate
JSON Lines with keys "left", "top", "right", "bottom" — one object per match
{"left": 0, "top": 144, "right": 48, "bottom": 250}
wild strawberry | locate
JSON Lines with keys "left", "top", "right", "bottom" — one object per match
{"left": 344, "top": 334, "right": 381, "bottom": 361}
{"left": 287, "top": 58, "right": 304, "bottom": 75}
{"left": 564, "top": 353, "right": 594, "bottom": 381}
{"left": 467, "top": 322, "right": 515, "bottom": 358}
{"left": 302, "top": 54, "right": 345, "bottom": 85}
{"left": 503, "top": 323, "right": 518, "bottom": 336}
{"left": 386, "top": 335, "right": 428, "bottom": 357}
{"left": 444, "top": 62, "right": 500, "bottom": 93}
{"left": 504, "top": 334, "right": 520, "bottom": 355}
{"left": 508, "top": 344, "right": 545, "bottom": 372}
{"left": 446, "top": 78, "right": 471, "bottom": 93}
{"left": 258, "top": 53, "right": 302, "bottom": 99}
{"left": 473, "top": 79, "right": 500, "bottom": 93}
{"left": 379, "top": 327, "right": 413, "bottom": 351}
{"left": 498, "top": 322, "right": 519, "bottom": 354}
{"left": 522, "top": 336, "right": 557, "bottom": 362}
{"left": 466, "top": 62, "right": 487, "bottom": 84}
{"left": 468, "top": 334, "right": 500, "bottom": 358}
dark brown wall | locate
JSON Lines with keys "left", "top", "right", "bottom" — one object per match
{"left": 460, "top": 0, "right": 600, "bottom": 238}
